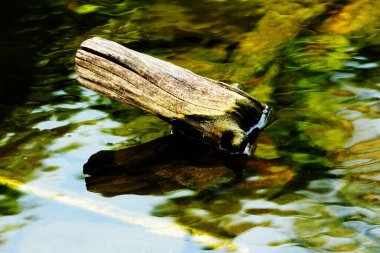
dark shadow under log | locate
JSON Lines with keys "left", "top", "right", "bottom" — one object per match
{"left": 75, "top": 37, "right": 269, "bottom": 153}
{"left": 84, "top": 135, "right": 249, "bottom": 196}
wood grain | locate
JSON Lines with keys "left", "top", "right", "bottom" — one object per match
{"left": 75, "top": 37, "right": 267, "bottom": 153}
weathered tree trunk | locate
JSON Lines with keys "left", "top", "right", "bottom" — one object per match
{"left": 75, "top": 37, "right": 268, "bottom": 153}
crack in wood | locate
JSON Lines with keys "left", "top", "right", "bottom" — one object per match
{"left": 75, "top": 37, "right": 267, "bottom": 153}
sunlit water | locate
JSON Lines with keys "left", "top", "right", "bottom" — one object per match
{"left": 1, "top": 1, "right": 379, "bottom": 252}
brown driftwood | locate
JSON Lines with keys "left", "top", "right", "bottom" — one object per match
{"left": 75, "top": 37, "right": 268, "bottom": 153}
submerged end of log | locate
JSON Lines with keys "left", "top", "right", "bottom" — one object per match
{"left": 75, "top": 37, "right": 269, "bottom": 153}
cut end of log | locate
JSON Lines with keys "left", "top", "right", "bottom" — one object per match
{"left": 75, "top": 37, "right": 269, "bottom": 153}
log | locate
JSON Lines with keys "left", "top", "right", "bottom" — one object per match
{"left": 75, "top": 37, "right": 269, "bottom": 153}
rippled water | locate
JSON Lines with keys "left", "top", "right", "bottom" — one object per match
{"left": 1, "top": 1, "right": 380, "bottom": 252}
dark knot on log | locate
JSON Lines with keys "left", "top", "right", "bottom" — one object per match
{"left": 75, "top": 37, "right": 270, "bottom": 153}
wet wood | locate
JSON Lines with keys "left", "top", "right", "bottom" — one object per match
{"left": 75, "top": 37, "right": 267, "bottom": 153}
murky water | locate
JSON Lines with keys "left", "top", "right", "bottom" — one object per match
{"left": 1, "top": 1, "right": 380, "bottom": 252}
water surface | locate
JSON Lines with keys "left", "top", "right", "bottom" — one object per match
{"left": 1, "top": 1, "right": 380, "bottom": 252}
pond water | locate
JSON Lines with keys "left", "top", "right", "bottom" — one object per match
{"left": 1, "top": 1, "right": 380, "bottom": 252}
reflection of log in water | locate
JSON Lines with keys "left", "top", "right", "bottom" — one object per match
{"left": 84, "top": 135, "right": 251, "bottom": 197}
{"left": 83, "top": 133, "right": 297, "bottom": 242}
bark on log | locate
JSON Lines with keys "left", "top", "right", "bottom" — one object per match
{"left": 75, "top": 37, "right": 268, "bottom": 153}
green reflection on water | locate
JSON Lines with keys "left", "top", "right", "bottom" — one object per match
{"left": 1, "top": 0, "right": 380, "bottom": 252}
